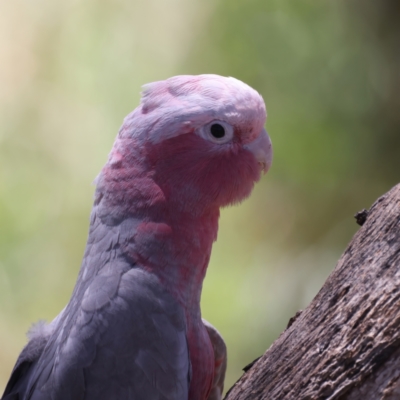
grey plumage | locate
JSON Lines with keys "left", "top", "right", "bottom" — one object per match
{"left": 2, "top": 208, "right": 190, "bottom": 400}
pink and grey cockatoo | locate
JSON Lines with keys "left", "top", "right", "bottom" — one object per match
{"left": 2, "top": 74, "right": 272, "bottom": 400}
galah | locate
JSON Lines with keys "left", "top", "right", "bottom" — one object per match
{"left": 2, "top": 74, "right": 272, "bottom": 400}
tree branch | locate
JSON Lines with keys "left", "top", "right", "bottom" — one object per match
{"left": 225, "top": 184, "right": 400, "bottom": 400}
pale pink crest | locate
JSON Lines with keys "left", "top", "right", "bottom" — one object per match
{"left": 126, "top": 74, "right": 267, "bottom": 143}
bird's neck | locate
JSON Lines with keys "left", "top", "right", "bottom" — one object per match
{"left": 127, "top": 207, "right": 219, "bottom": 314}
{"left": 92, "top": 166, "right": 220, "bottom": 316}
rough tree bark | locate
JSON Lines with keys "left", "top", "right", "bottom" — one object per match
{"left": 225, "top": 184, "right": 400, "bottom": 400}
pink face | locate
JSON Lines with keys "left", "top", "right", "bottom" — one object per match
{"left": 145, "top": 121, "right": 271, "bottom": 210}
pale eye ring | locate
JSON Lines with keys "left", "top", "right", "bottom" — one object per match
{"left": 200, "top": 120, "right": 234, "bottom": 144}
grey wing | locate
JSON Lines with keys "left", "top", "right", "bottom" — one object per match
{"left": 4, "top": 265, "right": 190, "bottom": 400}
{"left": 1, "top": 312, "right": 65, "bottom": 400}
{"left": 202, "top": 319, "right": 227, "bottom": 400}
{"left": 2, "top": 326, "right": 49, "bottom": 400}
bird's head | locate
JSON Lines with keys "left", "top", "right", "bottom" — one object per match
{"left": 101, "top": 74, "right": 272, "bottom": 215}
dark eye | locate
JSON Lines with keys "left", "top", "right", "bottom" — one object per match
{"left": 200, "top": 120, "right": 233, "bottom": 144}
{"left": 210, "top": 123, "right": 225, "bottom": 139}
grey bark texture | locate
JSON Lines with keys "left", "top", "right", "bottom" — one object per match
{"left": 225, "top": 183, "right": 400, "bottom": 400}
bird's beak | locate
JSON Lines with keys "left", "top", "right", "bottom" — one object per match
{"left": 244, "top": 128, "right": 272, "bottom": 174}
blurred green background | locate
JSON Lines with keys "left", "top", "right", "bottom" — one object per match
{"left": 1, "top": 0, "right": 399, "bottom": 394}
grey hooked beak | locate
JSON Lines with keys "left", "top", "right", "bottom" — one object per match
{"left": 244, "top": 128, "right": 272, "bottom": 174}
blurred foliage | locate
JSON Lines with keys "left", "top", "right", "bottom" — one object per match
{"left": 0, "top": 0, "right": 399, "bottom": 393}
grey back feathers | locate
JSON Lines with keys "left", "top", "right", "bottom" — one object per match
{"left": 2, "top": 207, "right": 190, "bottom": 400}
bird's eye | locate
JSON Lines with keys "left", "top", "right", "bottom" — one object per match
{"left": 210, "top": 123, "right": 225, "bottom": 139}
{"left": 199, "top": 120, "right": 234, "bottom": 144}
